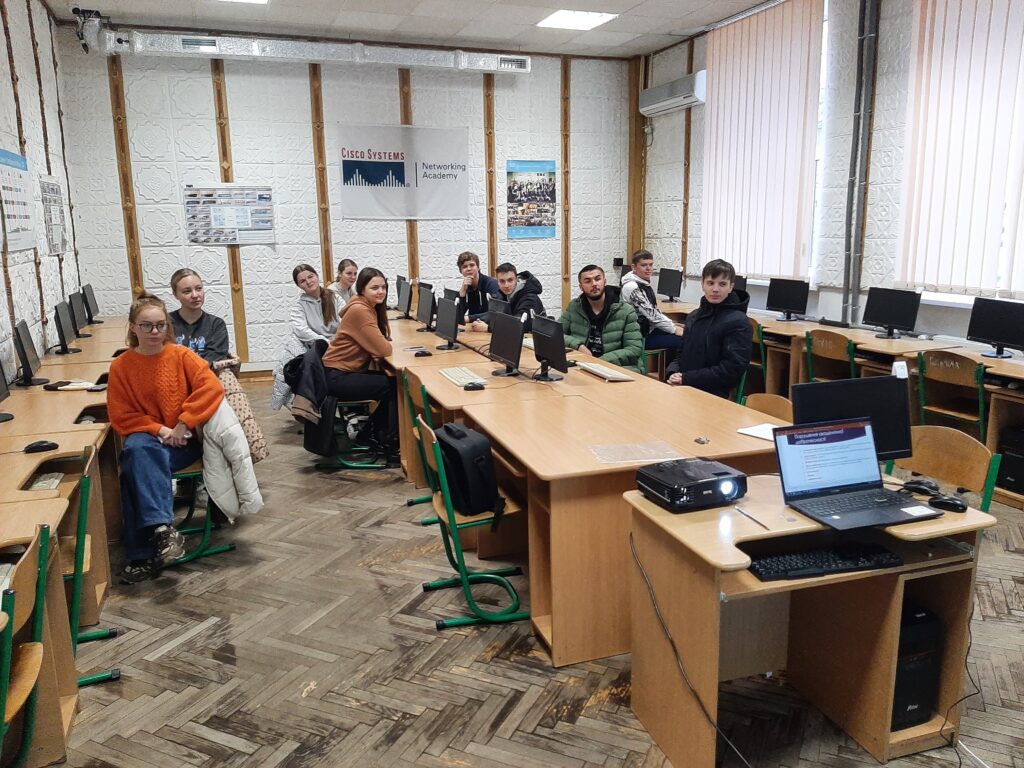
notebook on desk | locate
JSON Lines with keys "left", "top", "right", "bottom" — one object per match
{"left": 773, "top": 418, "right": 941, "bottom": 530}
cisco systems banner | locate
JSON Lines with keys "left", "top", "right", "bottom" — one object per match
{"left": 337, "top": 125, "right": 469, "bottom": 220}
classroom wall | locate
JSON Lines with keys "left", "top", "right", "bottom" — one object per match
{"left": 55, "top": 31, "right": 629, "bottom": 366}
{"left": 0, "top": 0, "right": 77, "bottom": 385}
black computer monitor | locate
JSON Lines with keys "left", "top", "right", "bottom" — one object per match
{"left": 966, "top": 297, "right": 1024, "bottom": 359}
{"left": 13, "top": 320, "right": 47, "bottom": 386}
{"left": 488, "top": 297, "right": 510, "bottom": 316}
{"left": 434, "top": 297, "right": 460, "bottom": 350}
{"left": 733, "top": 275, "right": 747, "bottom": 292}
{"left": 54, "top": 301, "right": 81, "bottom": 354}
{"left": 82, "top": 284, "right": 103, "bottom": 323}
{"left": 620, "top": 264, "right": 631, "bottom": 282}
{"left": 0, "top": 360, "right": 12, "bottom": 423}
{"left": 396, "top": 280, "right": 413, "bottom": 318}
{"left": 69, "top": 292, "right": 92, "bottom": 337}
{"left": 657, "top": 268, "right": 682, "bottom": 301}
{"left": 417, "top": 281, "right": 433, "bottom": 293}
{"left": 791, "top": 375, "right": 912, "bottom": 461}
{"left": 488, "top": 311, "right": 524, "bottom": 377}
{"left": 861, "top": 287, "right": 921, "bottom": 340}
{"left": 397, "top": 275, "right": 407, "bottom": 288}
{"left": 766, "top": 278, "right": 809, "bottom": 321}
{"left": 442, "top": 288, "right": 459, "bottom": 302}
{"left": 531, "top": 314, "right": 568, "bottom": 382}
{"left": 415, "top": 286, "right": 435, "bottom": 332}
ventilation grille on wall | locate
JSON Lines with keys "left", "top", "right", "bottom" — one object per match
{"left": 180, "top": 37, "right": 219, "bottom": 54}
{"left": 497, "top": 56, "right": 529, "bottom": 71}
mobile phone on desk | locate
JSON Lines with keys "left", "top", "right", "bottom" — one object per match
{"left": 403, "top": 346, "right": 425, "bottom": 351}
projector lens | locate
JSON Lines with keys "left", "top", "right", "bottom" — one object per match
{"left": 719, "top": 479, "right": 735, "bottom": 498}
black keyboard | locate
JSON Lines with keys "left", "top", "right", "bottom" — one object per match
{"left": 795, "top": 489, "right": 907, "bottom": 517}
{"left": 749, "top": 543, "right": 903, "bottom": 581}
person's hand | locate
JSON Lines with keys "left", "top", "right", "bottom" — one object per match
{"left": 578, "top": 345, "right": 593, "bottom": 356}
{"left": 159, "top": 422, "right": 191, "bottom": 447}
{"left": 667, "top": 372, "right": 683, "bottom": 386}
{"left": 459, "top": 276, "right": 472, "bottom": 297}
{"left": 469, "top": 320, "right": 488, "bottom": 332}
{"left": 674, "top": 324, "right": 685, "bottom": 336}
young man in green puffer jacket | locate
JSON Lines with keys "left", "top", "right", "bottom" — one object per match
{"left": 560, "top": 264, "right": 644, "bottom": 372}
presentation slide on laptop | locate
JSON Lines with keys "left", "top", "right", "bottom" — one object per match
{"left": 776, "top": 422, "right": 879, "bottom": 495}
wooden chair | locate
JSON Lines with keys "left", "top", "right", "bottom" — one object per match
{"left": 402, "top": 369, "right": 440, "bottom": 518}
{"left": 916, "top": 351, "right": 987, "bottom": 440}
{"left": 0, "top": 525, "right": 49, "bottom": 764}
{"left": 735, "top": 317, "right": 768, "bottom": 403}
{"left": 644, "top": 347, "right": 668, "bottom": 382}
{"left": 171, "top": 461, "right": 237, "bottom": 565}
{"left": 889, "top": 426, "right": 1001, "bottom": 512}
{"left": 744, "top": 393, "right": 793, "bottom": 422}
{"left": 416, "top": 415, "right": 529, "bottom": 631}
{"left": 804, "top": 329, "right": 857, "bottom": 383}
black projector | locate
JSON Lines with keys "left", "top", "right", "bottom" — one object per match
{"left": 637, "top": 458, "right": 747, "bottom": 513}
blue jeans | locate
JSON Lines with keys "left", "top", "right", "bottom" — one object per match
{"left": 645, "top": 331, "right": 685, "bottom": 351}
{"left": 119, "top": 432, "right": 202, "bottom": 561}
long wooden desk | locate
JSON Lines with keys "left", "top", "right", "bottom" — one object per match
{"left": 626, "top": 476, "right": 995, "bottom": 766}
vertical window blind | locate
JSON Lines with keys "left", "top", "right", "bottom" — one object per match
{"left": 899, "top": 0, "right": 1024, "bottom": 298}
{"left": 702, "top": 0, "right": 824, "bottom": 280}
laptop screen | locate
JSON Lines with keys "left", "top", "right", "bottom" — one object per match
{"left": 774, "top": 419, "right": 882, "bottom": 501}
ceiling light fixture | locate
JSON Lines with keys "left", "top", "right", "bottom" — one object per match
{"left": 536, "top": 10, "right": 617, "bottom": 31}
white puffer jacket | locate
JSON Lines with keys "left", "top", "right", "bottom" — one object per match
{"left": 202, "top": 398, "right": 263, "bottom": 521}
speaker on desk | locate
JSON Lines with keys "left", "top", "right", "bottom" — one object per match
{"left": 996, "top": 426, "right": 1024, "bottom": 494}
{"left": 891, "top": 603, "right": 942, "bottom": 732}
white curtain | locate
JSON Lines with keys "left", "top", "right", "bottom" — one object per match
{"left": 702, "top": 0, "right": 823, "bottom": 280}
{"left": 898, "top": 0, "right": 1024, "bottom": 298}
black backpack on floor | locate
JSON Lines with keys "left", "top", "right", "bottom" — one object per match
{"left": 435, "top": 423, "right": 506, "bottom": 528}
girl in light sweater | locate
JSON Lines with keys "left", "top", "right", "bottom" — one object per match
{"left": 322, "top": 267, "right": 397, "bottom": 457}
{"left": 108, "top": 292, "right": 224, "bottom": 583}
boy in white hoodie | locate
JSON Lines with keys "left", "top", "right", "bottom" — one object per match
{"left": 619, "top": 249, "right": 685, "bottom": 351}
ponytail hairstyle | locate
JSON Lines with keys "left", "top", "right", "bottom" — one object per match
{"left": 355, "top": 267, "right": 391, "bottom": 339}
{"left": 169, "top": 267, "right": 202, "bottom": 295}
{"left": 292, "top": 263, "right": 338, "bottom": 326}
{"left": 126, "top": 291, "right": 175, "bottom": 348}
{"left": 336, "top": 258, "right": 358, "bottom": 284}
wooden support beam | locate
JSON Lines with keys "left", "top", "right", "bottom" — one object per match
{"left": 681, "top": 42, "right": 694, "bottom": 275}
{"left": 626, "top": 56, "right": 646, "bottom": 257}
{"left": 107, "top": 56, "right": 144, "bottom": 296}
{"left": 309, "top": 63, "right": 334, "bottom": 283}
{"left": 49, "top": 17, "right": 81, "bottom": 287}
{"left": 560, "top": 57, "right": 571, "bottom": 309}
{"left": 399, "top": 68, "right": 419, "bottom": 281}
{"left": 483, "top": 73, "right": 498, "bottom": 276}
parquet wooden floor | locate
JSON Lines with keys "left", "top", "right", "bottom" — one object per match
{"left": 69, "top": 381, "right": 1024, "bottom": 767}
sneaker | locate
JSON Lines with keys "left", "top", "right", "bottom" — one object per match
{"left": 153, "top": 525, "right": 185, "bottom": 565}
{"left": 119, "top": 560, "right": 157, "bottom": 584}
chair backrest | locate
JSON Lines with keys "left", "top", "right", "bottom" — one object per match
{"left": 806, "top": 329, "right": 852, "bottom": 362}
{"left": 7, "top": 527, "right": 44, "bottom": 635}
{"left": 744, "top": 393, "right": 793, "bottom": 422}
{"left": 917, "top": 350, "right": 984, "bottom": 387}
{"left": 416, "top": 415, "right": 442, "bottom": 476}
{"left": 895, "top": 425, "right": 997, "bottom": 506}
{"left": 749, "top": 317, "right": 767, "bottom": 368}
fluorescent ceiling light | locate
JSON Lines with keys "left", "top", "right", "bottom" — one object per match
{"left": 215, "top": 0, "right": 269, "bottom": 4}
{"left": 537, "top": 10, "right": 617, "bottom": 31}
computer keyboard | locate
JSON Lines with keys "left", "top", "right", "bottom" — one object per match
{"left": 749, "top": 542, "right": 903, "bottom": 581}
{"left": 440, "top": 367, "right": 487, "bottom": 387}
{"left": 522, "top": 337, "right": 535, "bottom": 350}
{"left": 28, "top": 472, "right": 63, "bottom": 491}
{"left": 577, "top": 361, "right": 634, "bottom": 382}
{"left": 795, "top": 489, "right": 908, "bottom": 517}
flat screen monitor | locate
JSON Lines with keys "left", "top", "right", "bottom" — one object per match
{"left": 69, "top": 292, "right": 92, "bottom": 337}
{"left": 397, "top": 275, "right": 408, "bottom": 287}
{"left": 657, "top": 268, "right": 682, "bottom": 301}
{"left": 791, "top": 375, "right": 912, "bottom": 461}
{"left": 442, "top": 288, "right": 459, "bottom": 302}
{"left": 417, "top": 281, "right": 433, "bottom": 293}
{"left": 733, "top": 275, "right": 747, "bottom": 292}
{"left": 415, "top": 286, "right": 435, "bottom": 332}
{"left": 966, "top": 297, "right": 1024, "bottom": 359}
{"left": 54, "top": 301, "right": 81, "bottom": 355}
{"left": 13, "top": 320, "right": 46, "bottom": 386}
{"left": 488, "top": 310, "right": 524, "bottom": 377}
{"left": 487, "top": 297, "right": 510, "bottom": 316}
{"left": 861, "top": 287, "right": 921, "bottom": 339}
{"left": 766, "top": 278, "right": 809, "bottom": 321}
{"left": 82, "top": 284, "right": 103, "bottom": 323}
{"left": 434, "top": 298, "right": 460, "bottom": 350}
{"left": 620, "top": 264, "right": 631, "bottom": 282}
{"left": 397, "top": 280, "right": 413, "bottom": 318}
{"left": 0, "top": 360, "right": 12, "bottom": 423}
{"left": 531, "top": 314, "right": 568, "bottom": 382}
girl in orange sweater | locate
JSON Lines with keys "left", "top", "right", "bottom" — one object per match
{"left": 108, "top": 292, "right": 224, "bottom": 583}
{"left": 322, "top": 267, "right": 397, "bottom": 458}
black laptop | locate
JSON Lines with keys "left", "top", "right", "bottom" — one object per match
{"left": 773, "top": 418, "right": 941, "bottom": 530}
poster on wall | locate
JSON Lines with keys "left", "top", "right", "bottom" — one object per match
{"left": 0, "top": 149, "right": 36, "bottom": 252}
{"left": 39, "top": 175, "right": 67, "bottom": 255}
{"left": 337, "top": 125, "right": 468, "bottom": 220}
{"left": 507, "top": 160, "right": 556, "bottom": 239}
{"left": 183, "top": 184, "right": 275, "bottom": 245}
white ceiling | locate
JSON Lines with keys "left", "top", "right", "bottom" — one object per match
{"left": 55, "top": 0, "right": 766, "bottom": 57}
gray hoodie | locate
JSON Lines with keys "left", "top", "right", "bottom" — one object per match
{"left": 290, "top": 291, "right": 344, "bottom": 344}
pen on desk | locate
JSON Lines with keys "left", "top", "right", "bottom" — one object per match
{"left": 735, "top": 506, "right": 770, "bottom": 530}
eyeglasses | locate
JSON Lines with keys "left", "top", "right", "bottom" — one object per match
{"left": 135, "top": 322, "right": 167, "bottom": 333}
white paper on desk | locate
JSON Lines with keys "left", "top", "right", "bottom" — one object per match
{"left": 736, "top": 423, "right": 777, "bottom": 442}
{"left": 589, "top": 441, "right": 682, "bottom": 464}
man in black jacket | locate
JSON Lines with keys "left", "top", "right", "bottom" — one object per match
{"left": 667, "top": 259, "right": 751, "bottom": 399}
{"left": 494, "top": 262, "right": 545, "bottom": 332}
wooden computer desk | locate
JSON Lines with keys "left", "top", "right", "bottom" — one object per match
{"left": 461, "top": 396, "right": 783, "bottom": 667}
{"left": 34, "top": 361, "right": 111, "bottom": 384}
{"left": 626, "top": 476, "right": 995, "bottom": 766}
{"left": 0, "top": 499, "right": 81, "bottom": 768}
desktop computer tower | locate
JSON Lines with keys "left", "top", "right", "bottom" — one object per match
{"left": 891, "top": 603, "right": 942, "bottom": 731}
{"left": 996, "top": 427, "right": 1024, "bottom": 494}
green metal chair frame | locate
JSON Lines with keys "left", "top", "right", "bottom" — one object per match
{"left": 416, "top": 415, "right": 528, "bottom": 631}
{"left": 315, "top": 399, "right": 387, "bottom": 471}
{"left": 171, "top": 465, "right": 237, "bottom": 565}
{"left": 401, "top": 370, "right": 437, "bottom": 512}
{"left": 0, "top": 524, "right": 50, "bottom": 764}
{"left": 916, "top": 351, "right": 988, "bottom": 439}
{"left": 736, "top": 321, "right": 769, "bottom": 403}
{"left": 804, "top": 331, "right": 857, "bottom": 382}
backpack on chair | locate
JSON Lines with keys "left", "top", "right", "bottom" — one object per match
{"left": 435, "top": 423, "right": 506, "bottom": 528}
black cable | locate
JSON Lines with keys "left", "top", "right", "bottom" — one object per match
{"left": 937, "top": 604, "right": 980, "bottom": 768}
{"left": 628, "top": 531, "right": 753, "bottom": 768}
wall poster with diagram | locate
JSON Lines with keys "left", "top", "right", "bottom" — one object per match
{"left": 0, "top": 149, "right": 36, "bottom": 252}
{"left": 183, "top": 184, "right": 275, "bottom": 245}
{"left": 40, "top": 175, "right": 67, "bottom": 255}
{"left": 506, "top": 160, "right": 556, "bottom": 239}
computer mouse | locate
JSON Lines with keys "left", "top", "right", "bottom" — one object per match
{"left": 24, "top": 440, "right": 58, "bottom": 454}
{"left": 87, "top": 383, "right": 108, "bottom": 392}
{"left": 414, "top": 350, "right": 433, "bottom": 357}
{"left": 902, "top": 478, "right": 940, "bottom": 496}
{"left": 566, "top": 359, "right": 578, "bottom": 367}
{"left": 463, "top": 382, "right": 485, "bottom": 391}
{"left": 928, "top": 494, "right": 967, "bottom": 513}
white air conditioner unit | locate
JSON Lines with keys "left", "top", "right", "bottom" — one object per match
{"left": 639, "top": 70, "right": 706, "bottom": 117}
